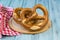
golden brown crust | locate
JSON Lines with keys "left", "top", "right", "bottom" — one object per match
{"left": 20, "top": 4, "right": 49, "bottom": 31}
{"left": 20, "top": 8, "right": 37, "bottom": 20}
{"left": 13, "top": 8, "right": 23, "bottom": 24}
{"left": 12, "top": 4, "right": 49, "bottom": 32}
{"left": 33, "top": 4, "right": 48, "bottom": 29}
{"left": 14, "top": 8, "right": 23, "bottom": 18}
{"left": 21, "top": 15, "right": 47, "bottom": 31}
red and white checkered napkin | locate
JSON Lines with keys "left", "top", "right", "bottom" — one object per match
{"left": 0, "top": 4, "right": 20, "bottom": 38}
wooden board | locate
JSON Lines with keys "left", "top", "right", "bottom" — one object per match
{"left": 9, "top": 18, "right": 51, "bottom": 34}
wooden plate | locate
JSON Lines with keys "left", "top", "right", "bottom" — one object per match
{"left": 8, "top": 17, "right": 51, "bottom": 34}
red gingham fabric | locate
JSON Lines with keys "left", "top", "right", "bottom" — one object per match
{"left": 0, "top": 4, "right": 20, "bottom": 38}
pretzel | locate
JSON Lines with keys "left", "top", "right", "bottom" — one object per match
{"left": 20, "top": 4, "right": 48, "bottom": 31}
{"left": 20, "top": 8, "right": 37, "bottom": 20}
{"left": 13, "top": 8, "right": 23, "bottom": 23}
{"left": 9, "top": 4, "right": 51, "bottom": 34}
{"left": 32, "top": 4, "right": 48, "bottom": 30}
{"left": 12, "top": 4, "right": 49, "bottom": 32}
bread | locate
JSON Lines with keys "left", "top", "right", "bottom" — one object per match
{"left": 12, "top": 4, "right": 49, "bottom": 32}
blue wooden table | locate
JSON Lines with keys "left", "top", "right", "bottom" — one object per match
{"left": 0, "top": 0, "right": 60, "bottom": 40}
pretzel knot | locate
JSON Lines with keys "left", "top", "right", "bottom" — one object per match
{"left": 13, "top": 4, "right": 48, "bottom": 31}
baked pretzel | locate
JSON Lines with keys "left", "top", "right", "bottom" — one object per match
{"left": 21, "top": 15, "right": 43, "bottom": 31}
{"left": 33, "top": 4, "right": 48, "bottom": 30}
{"left": 13, "top": 8, "right": 23, "bottom": 23}
{"left": 20, "top": 4, "right": 48, "bottom": 31}
{"left": 13, "top": 4, "right": 48, "bottom": 32}
{"left": 20, "top": 8, "right": 37, "bottom": 20}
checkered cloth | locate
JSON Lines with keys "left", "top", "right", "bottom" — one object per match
{"left": 0, "top": 4, "right": 20, "bottom": 38}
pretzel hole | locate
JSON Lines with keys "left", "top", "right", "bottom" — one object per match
{"left": 14, "top": 8, "right": 22, "bottom": 17}
{"left": 24, "top": 11, "right": 32, "bottom": 18}
{"left": 17, "top": 10, "right": 21, "bottom": 14}
{"left": 36, "top": 9, "right": 44, "bottom": 16}
{"left": 16, "top": 10, "right": 21, "bottom": 16}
